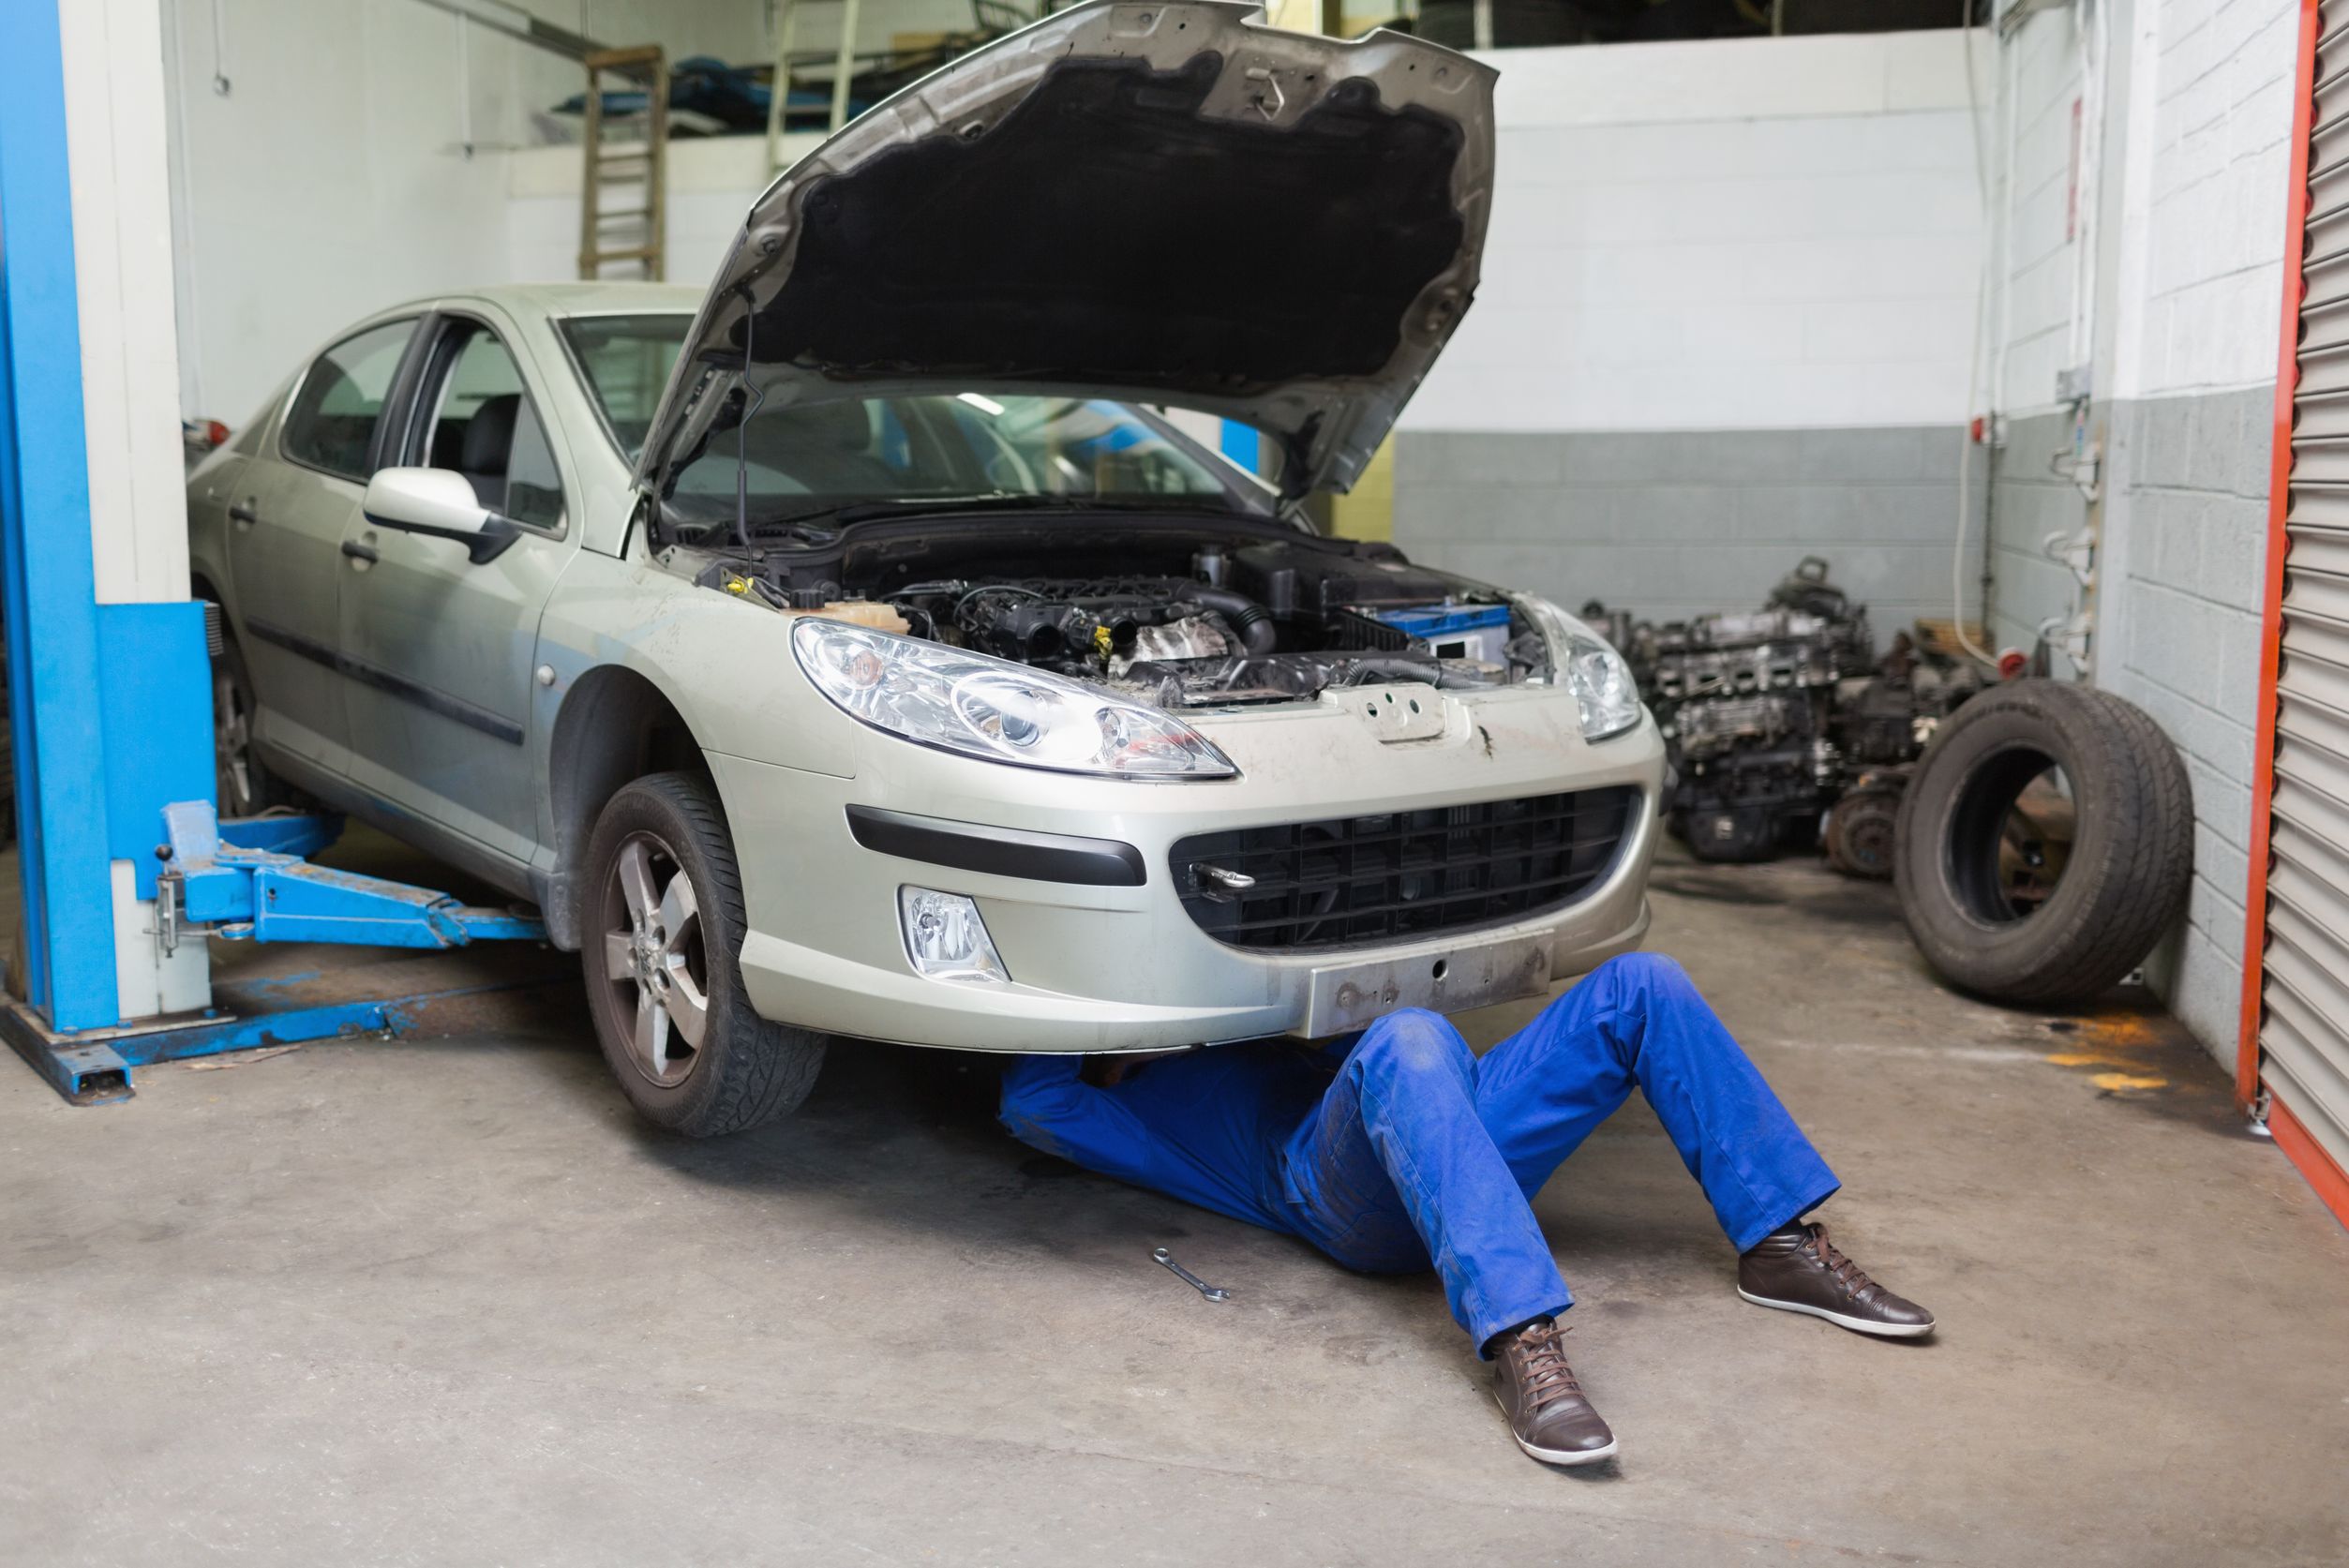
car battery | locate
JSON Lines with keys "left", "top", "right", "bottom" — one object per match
{"left": 1368, "top": 602, "right": 1515, "bottom": 665}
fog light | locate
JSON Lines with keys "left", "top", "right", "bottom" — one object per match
{"left": 898, "top": 887, "right": 1008, "bottom": 985}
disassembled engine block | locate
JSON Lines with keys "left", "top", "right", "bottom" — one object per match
{"left": 1585, "top": 558, "right": 1983, "bottom": 871}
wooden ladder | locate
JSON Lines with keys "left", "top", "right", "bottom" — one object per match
{"left": 577, "top": 45, "right": 667, "bottom": 281}
{"left": 763, "top": 0, "right": 864, "bottom": 175}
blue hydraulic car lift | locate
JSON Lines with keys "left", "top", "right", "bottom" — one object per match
{"left": 0, "top": 801, "right": 551, "bottom": 1105}
{"left": 0, "top": 4, "right": 550, "bottom": 1107}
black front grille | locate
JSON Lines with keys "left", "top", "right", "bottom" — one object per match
{"left": 1171, "top": 786, "right": 1638, "bottom": 951}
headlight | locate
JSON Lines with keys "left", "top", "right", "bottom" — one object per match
{"left": 1508, "top": 593, "right": 1644, "bottom": 743}
{"left": 790, "top": 618, "right": 1239, "bottom": 779}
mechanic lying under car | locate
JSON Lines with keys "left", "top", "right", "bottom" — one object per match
{"left": 997, "top": 953, "right": 1934, "bottom": 1467}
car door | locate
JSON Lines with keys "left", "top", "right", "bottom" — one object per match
{"left": 227, "top": 315, "right": 421, "bottom": 777}
{"left": 336, "top": 310, "right": 578, "bottom": 868}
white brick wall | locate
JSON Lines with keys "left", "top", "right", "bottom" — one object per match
{"left": 2121, "top": 0, "right": 2297, "bottom": 396}
{"left": 1983, "top": 0, "right": 2295, "bottom": 410}
{"left": 1400, "top": 31, "right": 1991, "bottom": 436}
{"left": 1993, "top": 6, "right": 2092, "bottom": 414}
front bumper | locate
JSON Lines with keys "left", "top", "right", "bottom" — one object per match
{"left": 711, "top": 682, "right": 1665, "bottom": 1053}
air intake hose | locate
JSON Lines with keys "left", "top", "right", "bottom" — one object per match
{"left": 1176, "top": 584, "right": 1277, "bottom": 657}
{"left": 1336, "top": 655, "right": 1477, "bottom": 690}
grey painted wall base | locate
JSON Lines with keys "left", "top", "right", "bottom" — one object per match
{"left": 1392, "top": 426, "right": 1983, "bottom": 644}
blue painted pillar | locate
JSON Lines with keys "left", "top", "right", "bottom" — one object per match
{"left": 1219, "top": 420, "right": 1263, "bottom": 473}
{"left": 0, "top": 0, "right": 142, "bottom": 1030}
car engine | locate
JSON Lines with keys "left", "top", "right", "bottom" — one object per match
{"left": 688, "top": 529, "right": 1550, "bottom": 710}
{"left": 1638, "top": 602, "right": 1863, "bottom": 862}
{"left": 889, "top": 573, "right": 1528, "bottom": 709}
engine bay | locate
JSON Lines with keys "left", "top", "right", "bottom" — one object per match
{"left": 683, "top": 522, "right": 1552, "bottom": 710}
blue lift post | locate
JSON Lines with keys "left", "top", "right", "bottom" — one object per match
{"left": 0, "top": 6, "right": 552, "bottom": 1107}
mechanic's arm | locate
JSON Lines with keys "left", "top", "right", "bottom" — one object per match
{"left": 997, "top": 1054, "right": 1166, "bottom": 1187}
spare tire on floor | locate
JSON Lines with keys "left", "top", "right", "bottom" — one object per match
{"left": 1893, "top": 679, "right": 2192, "bottom": 1006}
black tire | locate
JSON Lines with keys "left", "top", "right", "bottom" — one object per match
{"left": 581, "top": 771, "right": 826, "bottom": 1136}
{"left": 1893, "top": 679, "right": 2192, "bottom": 1006}
{"left": 209, "top": 619, "right": 297, "bottom": 816}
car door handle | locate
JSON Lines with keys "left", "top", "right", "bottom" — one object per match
{"left": 341, "top": 540, "right": 379, "bottom": 565}
{"left": 228, "top": 500, "right": 259, "bottom": 527}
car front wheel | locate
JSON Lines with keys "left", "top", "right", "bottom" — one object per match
{"left": 582, "top": 771, "right": 827, "bottom": 1136}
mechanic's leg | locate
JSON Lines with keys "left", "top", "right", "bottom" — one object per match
{"left": 1283, "top": 1008, "right": 1620, "bottom": 1465}
{"left": 1473, "top": 954, "right": 1933, "bottom": 1337}
{"left": 1280, "top": 1008, "right": 1570, "bottom": 1351}
{"left": 1474, "top": 953, "right": 1840, "bottom": 1252}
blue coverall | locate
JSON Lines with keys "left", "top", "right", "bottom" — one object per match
{"left": 998, "top": 953, "right": 1841, "bottom": 1351}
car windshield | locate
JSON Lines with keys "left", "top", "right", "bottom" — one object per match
{"left": 557, "top": 313, "right": 1271, "bottom": 530}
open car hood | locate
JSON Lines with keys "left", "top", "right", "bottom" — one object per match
{"left": 632, "top": 0, "right": 1496, "bottom": 503}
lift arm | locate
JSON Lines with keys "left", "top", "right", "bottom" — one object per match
{"left": 157, "top": 801, "right": 546, "bottom": 949}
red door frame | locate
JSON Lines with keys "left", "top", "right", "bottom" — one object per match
{"left": 2239, "top": 0, "right": 2349, "bottom": 1226}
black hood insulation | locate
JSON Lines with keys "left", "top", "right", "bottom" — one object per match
{"left": 739, "top": 53, "right": 1469, "bottom": 394}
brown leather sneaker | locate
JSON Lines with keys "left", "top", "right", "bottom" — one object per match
{"left": 1738, "top": 1221, "right": 1935, "bottom": 1337}
{"left": 1491, "top": 1320, "right": 1618, "bottom": 1466}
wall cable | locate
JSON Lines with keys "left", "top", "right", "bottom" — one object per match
{"left": 1953, "top": 0, "right": 1998, "bottom": 665}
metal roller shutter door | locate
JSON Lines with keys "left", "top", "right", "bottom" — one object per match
{"left": 2258, "top": 0, "right": 2349, "bottom": 1192}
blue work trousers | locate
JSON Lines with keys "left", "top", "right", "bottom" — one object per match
{"left": 999, "top": 953, "right": 1841, "bottom": 1351}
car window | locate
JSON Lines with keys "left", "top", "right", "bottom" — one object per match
{"left": 280, "top": 319, "right": 415, "bottom": 481}
{"left": 668, "top": 393, "right": 1234, "bottom": 503}
{"left": 558, "top": 314, "right": 684, "bottom": 459}
{"left": 422, "top": 325, "right": 565, "bottom": 532}
{"left": 556, "top": 314, "right": 1269, "bottom": 526}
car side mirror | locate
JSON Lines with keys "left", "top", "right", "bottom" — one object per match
{"left": 360, "top": 467, "right": 520, "bottom": 564}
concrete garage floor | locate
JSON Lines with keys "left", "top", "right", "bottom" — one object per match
{"left": 4, "top": 838, "right": 2346, "bottom": 1566}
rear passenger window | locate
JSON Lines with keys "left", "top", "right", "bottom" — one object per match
{"left": 280, "top": 320, "right": 414, "bottom": 481}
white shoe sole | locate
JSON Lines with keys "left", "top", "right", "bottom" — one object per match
{"left": 1738, "top": 1288, "right": 1937, "bottom": 1337}
{"left": 1494, "top": 1392, "right": 1619, "bottom": 1466}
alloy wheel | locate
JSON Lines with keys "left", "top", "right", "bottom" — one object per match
{"left": 601, "top": 833, "right": 710, "bottom": 1087}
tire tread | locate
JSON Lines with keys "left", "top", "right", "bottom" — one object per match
{"left": 1894, "top": 680, "right": 2194, "bottom": 1006}
{"left": 585, "top": 771, "right": 825, "bottom": 1136}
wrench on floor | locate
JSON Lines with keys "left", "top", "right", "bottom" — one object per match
{"left": 1152, "top": 1247, "right": 1232, "bottom": 1302}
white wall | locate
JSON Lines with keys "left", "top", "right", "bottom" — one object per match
{"left": 168, "top": 0, "right": 544, "bottom": 424}
{"left": 1987, "top": 3, "right": 2096, "bottom": 416}
{"left": 2120, "top": 0, "right": 2296, "bottom": 398}
{"left": 1992, "top": 0, "right": 2295, "bottom": 413}
{"left": 164, "top": 0, "right": 836, "bottom": 426}
{"left": 1399, "top": 29, "right": 1993, "bottom": 436}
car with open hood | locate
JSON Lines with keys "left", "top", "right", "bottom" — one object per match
{"left": 185, "top": 0, "right": 1664, "bottom": 1136}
